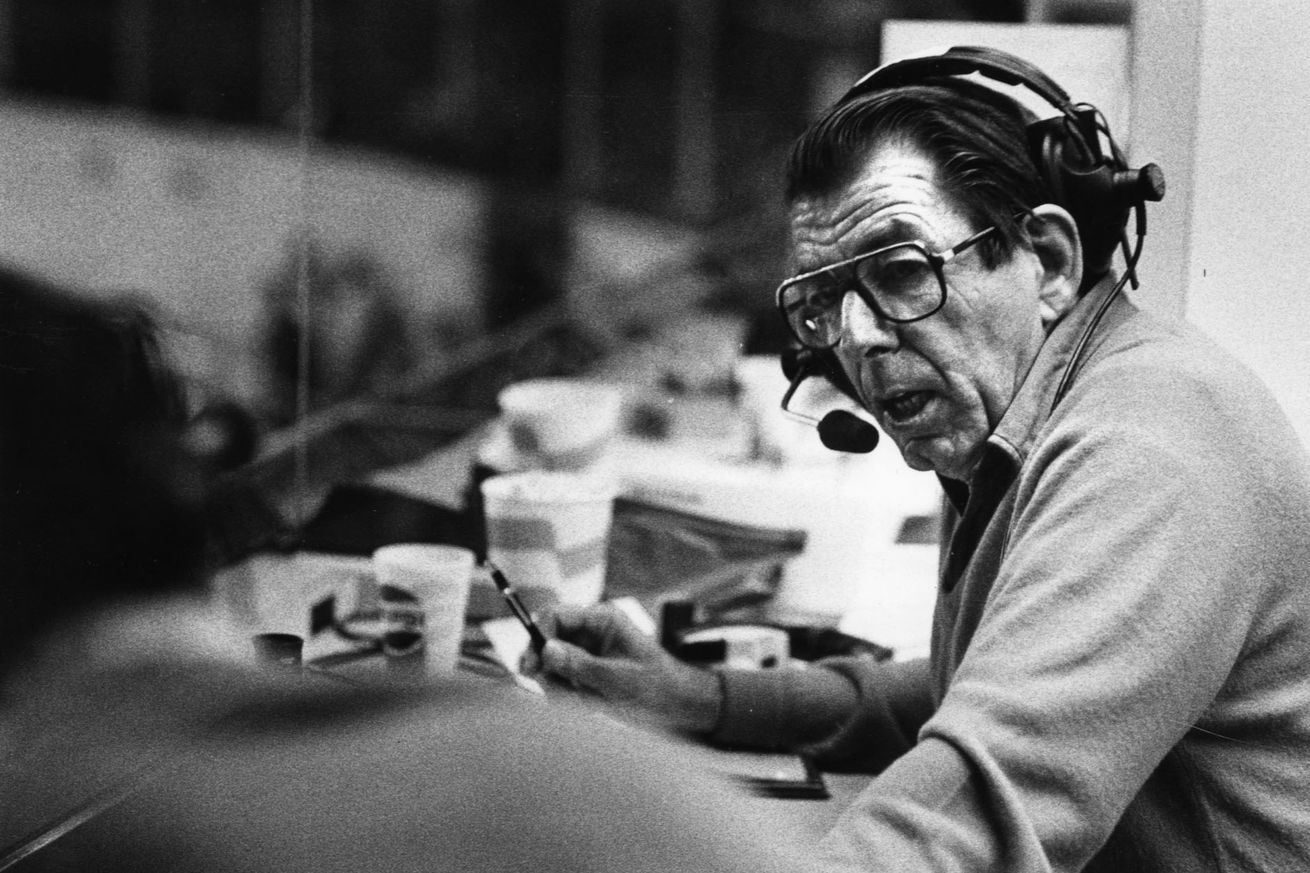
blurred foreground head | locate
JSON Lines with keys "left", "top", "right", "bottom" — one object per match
{"left": 0, "top": 266, "right": 208, "bottom": 669}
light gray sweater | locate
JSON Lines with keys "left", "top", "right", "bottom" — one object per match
{"left": 715, "top": 279, "right": 1310, "bottom": 872}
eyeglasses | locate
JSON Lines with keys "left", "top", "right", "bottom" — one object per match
{"left": 776, "top": 225, "right": 997, "bottom": 350}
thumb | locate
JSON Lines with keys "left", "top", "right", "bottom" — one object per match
{"left": 518, "top": 643, "right": 543, "bottom": 676}
{"left": 539, "top": 638, "right": 577, "bottom": 679}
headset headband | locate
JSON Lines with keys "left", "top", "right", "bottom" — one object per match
{"left": 840, "top": 45, "right": 1077, "bottom": 119}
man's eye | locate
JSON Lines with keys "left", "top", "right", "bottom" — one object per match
{"left": 862, "top": 255, "right": 931, "bottom": 294}
{"left": 805, "top": 286, "right": 841, "bottom": 309}
{"left": 785, "top": 284, "right": 840, "bottom": 316}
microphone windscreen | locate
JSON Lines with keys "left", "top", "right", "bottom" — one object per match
{"left": 818, "top": 410, "right": 880, "bottom": 454}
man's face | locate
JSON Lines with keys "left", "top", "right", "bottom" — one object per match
{"left": 787, "top": 141, "right": 1053, "bottom": 481}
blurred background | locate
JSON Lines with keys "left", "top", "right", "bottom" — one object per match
{"left": 10, "top": 0, "right": 1310, "bottom": 635}
{"left": 0, "top": 0, "right": 1176, "bottom": 539}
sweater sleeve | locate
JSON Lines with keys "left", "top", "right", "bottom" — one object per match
{"left": 819, "top": 350, "right": 1310, "bottom": 872}
{"left": 711, "top": 656, "right": 935, "bottom": 773}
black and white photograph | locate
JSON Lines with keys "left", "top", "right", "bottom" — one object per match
{"left": 2, "top": 2, "right": 1307, "bottom": 871}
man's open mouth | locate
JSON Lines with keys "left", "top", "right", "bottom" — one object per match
{"left": 883, "top": 391, "right": 932, "bottom": 423}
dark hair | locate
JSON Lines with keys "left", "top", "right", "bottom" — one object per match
{"left": 0, "top": 266, "right": 208, "bottom": 667}
{"left": 785, "top": 76, "right": 1052, "bottom": 270}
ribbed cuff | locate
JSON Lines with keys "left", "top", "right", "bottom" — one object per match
{"left": 709, "top": 662, "right": 863, "bottom": 752}
{"left": 710, "top": 666, "right": 792, "bottom": 749}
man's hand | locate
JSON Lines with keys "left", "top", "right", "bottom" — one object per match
{"left": 524, "top": 602, "right": 723, "bottom": 735}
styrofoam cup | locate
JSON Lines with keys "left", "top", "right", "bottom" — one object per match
{"left": 480, "top": 471, "right": 616, "bottom": 606}
{"left": 497, "top": 379, "right": 622, "bottom": 469}
{"left": 371, "top": 544, "right": 475, "bottom": 675}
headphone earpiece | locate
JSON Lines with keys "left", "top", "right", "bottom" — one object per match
{"left": 1027, "top": 114, "right": 1127, "bottom": 276}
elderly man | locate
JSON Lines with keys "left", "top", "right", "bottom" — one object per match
{"left": 536, "top": 48, "right": 1310, "bottom": 871}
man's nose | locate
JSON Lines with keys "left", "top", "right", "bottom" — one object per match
{"left": 838, "top": 289, "right": 900, "bottom": 355}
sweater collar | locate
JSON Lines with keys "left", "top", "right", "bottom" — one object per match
{"left": 984, "top": 273, "right": 1124, "bottom": 470}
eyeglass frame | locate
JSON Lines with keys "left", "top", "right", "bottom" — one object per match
{"left": 775, "top": 224, "right": 999, "bottom": 350}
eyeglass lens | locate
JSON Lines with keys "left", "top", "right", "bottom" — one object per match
{"left": 780, "top": 243, "right": 943, "bottom": 348}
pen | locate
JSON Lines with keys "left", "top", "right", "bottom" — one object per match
{"left": 485, "top": 560, "right": 549, "bottom": 657}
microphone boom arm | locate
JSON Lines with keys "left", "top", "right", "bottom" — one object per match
{"left": 779, "top": 353, "right": 880, "bottom": 454}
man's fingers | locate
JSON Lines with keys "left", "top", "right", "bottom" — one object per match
{"left": 540, "top": 638, "right": 585, "bottom": 680}
{"left": 551, "top": 603, "right": 622, "bottom": 635}
{"left": 550, "top": 603, "right": 637, "bottom": 651}
{"left": 541, "top": 638, "right": 621, "bottom": 694}
{"left": 547, "top": 604, "right": 590, "bottom": 635}
{"left": 539, "top": 638, "right": 567, "bottom": 672}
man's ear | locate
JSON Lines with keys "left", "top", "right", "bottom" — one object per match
{"left": 1024, "top": 205, "right": 1082, "bottom": 329}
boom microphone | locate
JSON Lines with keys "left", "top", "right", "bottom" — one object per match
{"left": 778, "top": 349, "right": 880, "bottom": 454}
{"left": 817, "top": 409, "right": 880, "bottom": 453}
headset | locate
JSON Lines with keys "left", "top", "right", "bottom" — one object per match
{"left": 783, "top": 45, "right": 1166, "bottom": 451}
{"left": 840, "top": 45, "right": 1164, "bottom": 285}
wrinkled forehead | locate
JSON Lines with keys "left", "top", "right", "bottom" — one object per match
{"left": 785, "top": 141, "right": 967, "bottom": 270}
